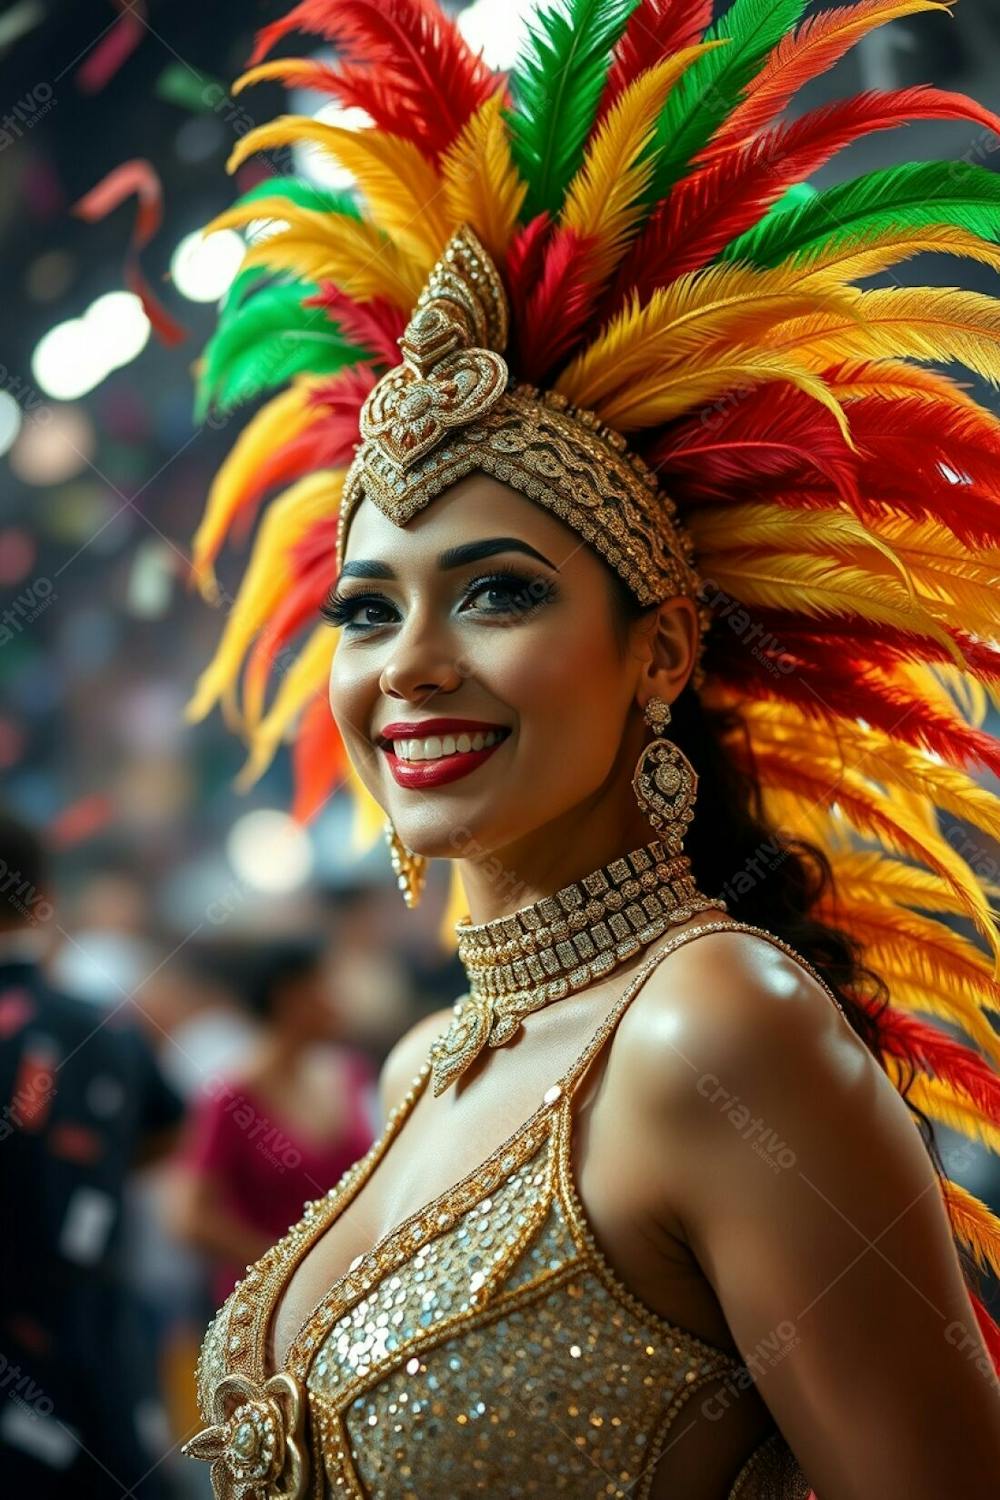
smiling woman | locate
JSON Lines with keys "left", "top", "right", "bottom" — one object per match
{"left": 183, "top": 1, "right": 1000, "bottom": 1497}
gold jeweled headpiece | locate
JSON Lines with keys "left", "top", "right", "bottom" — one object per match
{"left": 337, "top": 226, "right": 709, "bottom": 682}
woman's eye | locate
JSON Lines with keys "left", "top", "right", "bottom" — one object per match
{"left": 463, "top": 573, "right": 553, "bottom": 617}
{"left": 320, "top": 593, "right": 397, "bottom": 630}
{"left": 321, "top": 571, "right": 555, "bottom": 631}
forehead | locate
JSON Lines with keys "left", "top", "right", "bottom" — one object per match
{"left": 340, "top": 472, "right": 588, "bottom": 570}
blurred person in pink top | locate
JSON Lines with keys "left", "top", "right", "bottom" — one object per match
{"left": 167, "top": 936, "right": 376, "bottom": 1303}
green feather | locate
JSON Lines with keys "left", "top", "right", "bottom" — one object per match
{"left": 195, "top": 284, "right": 365, "bottom": 420}
{"left": 647, "top": 0, "right": 807, "bottom": 202}
{"left": 506, "top": 0, "right": 640, "bottom": 220}
{"left": 720, "top": 161, "right": 1000, "bottom": 267}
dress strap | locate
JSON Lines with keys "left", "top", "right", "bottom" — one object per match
{"left": 556, "top": 918, "right": 850, "bottom": 1103}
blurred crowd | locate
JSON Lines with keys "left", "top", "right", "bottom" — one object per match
{"left": 0, "top": 807, "right": 464, "bottom": 1498}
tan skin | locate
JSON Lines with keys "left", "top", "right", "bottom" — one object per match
{"left": 269, "top": 475, "right": 1000, "bottom": 1498}
{"left": 168, "top": 963, "right": 358, "bottom": 1269}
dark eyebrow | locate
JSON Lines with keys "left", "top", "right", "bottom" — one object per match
{"left": 338, "top": 536, "right": 559, "bottom": 580}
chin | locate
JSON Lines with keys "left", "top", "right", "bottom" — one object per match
{"left": 389, "top": 797, "right": 521, "bottom": 863}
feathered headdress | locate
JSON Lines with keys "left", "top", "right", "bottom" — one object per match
{"left": 185, "top": 0, "right": 1000, "bottom": 1363}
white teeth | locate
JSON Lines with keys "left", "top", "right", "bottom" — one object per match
{"left": 392, "top": 729, "right": 505, "bottom": 761}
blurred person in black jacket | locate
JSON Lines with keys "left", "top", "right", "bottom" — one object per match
{"left": 0, "top": 811, "right": 185, "bottom": 1498}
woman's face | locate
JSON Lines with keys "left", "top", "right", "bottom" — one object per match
{"left": 328, "top": 474, "right": 651, "bottom": 860}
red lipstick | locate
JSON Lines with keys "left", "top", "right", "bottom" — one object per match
{"left": 377, "top": 718, "right": 510, "bottom": 789}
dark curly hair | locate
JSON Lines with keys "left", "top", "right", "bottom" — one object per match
{"left": 605, "top": 569, "right": 982, "bottom": 1302}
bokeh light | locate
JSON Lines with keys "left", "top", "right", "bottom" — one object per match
{"left": 170, "top": 227, "right": 245, "bottom": 302}
{"left": 226, "top": 808, "right": 315, "bottom": 893}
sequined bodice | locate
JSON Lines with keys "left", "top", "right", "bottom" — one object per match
{"left": 193, "top": 922, "right": 827, "bottom": 1500}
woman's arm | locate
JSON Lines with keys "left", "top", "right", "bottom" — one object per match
{"left": 164, "top": 1164, "right": 274, "bottom": 1267}
{"left": 631, "top": 930, "right": 1000, "bottom": 1500}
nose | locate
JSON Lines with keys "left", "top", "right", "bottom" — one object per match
{"left": 378, "top": 615, "right": 465, "bottom": 703}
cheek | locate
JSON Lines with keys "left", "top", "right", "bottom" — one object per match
{"left": 329, "top": 647, "right": 377, "bottom": 764}
{"left": 487, "top": 609, "right": 627, "bottom": 771}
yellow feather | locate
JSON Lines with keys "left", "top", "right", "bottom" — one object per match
{"left": 940, "top": 1177, "right": 1000, "bottom": 1280}
{"left": 893, "top": 1071, "right": 1000, "bottom": 1153}
{"left": 555, "top": 261, "right": 857, "bottom": 410}
{"left": 235, "top": 625, "right": 334, "bottom": 791}
{"left": 855, "top": 512, "right": 1000, "bottom": 639}
{"left": 765, "top": 284, "right": 1000, "bottom": 388}
{"left": 203, "top": 197, "right": 427, "bottom": 309}
{"left": 828, "top": 358, "right": 981, "bottom": 409}
{"left": 226, "top": 117, "right": 450, "bottom": 267}
{"left": 812, "top": 898, "right": 1000, "bottom": 1018}
{"left": 874, "top": 968, "right": 1000, "bottom": 1066}
{"left": 345, "top": 757, "right": 388, "bottom": 853}
{"left": 744, "top": 741, "right": 1000, "bottom": 967}
{"left": 185, "top": 471, "right": 343, "bottom": 730}
{"left": 828, "top": 849, "right": 997, "bottom": 918}
{"left": 440, "top": 90, "right": 526, "bottom": 264}
{"left": 689, "top": 500, "right": 919, "bottom": 601}
{"left": 598, "top": 349, "right": 856, "bottom": 432}
{"left": 797, "top": 223, "right": 1000, "bottom": 287}
{"left": 190, "top": 379, "right": 324, "bottom": 598}
{"left": 560, "top": 44, "right": 724, "bottom": 286}
{"left": 747, "top": 704, "right": 1000, "bottom": 853}
{"left": 704, "top": 551, "right": 962, "bottom": 662}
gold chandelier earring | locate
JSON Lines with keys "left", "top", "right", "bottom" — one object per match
{"left": 384, "top": 820, "right": 428, "bottom": 908}
{"left": 631, "top": 697, "right": 698, "bottom": 857}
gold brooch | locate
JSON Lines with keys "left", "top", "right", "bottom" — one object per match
{"left": 181, "top": 1371, "right": 307, "bottom": 1500}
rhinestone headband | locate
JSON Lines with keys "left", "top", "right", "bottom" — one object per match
{"left": 336, "top": 225, "right": 710, "bottom": 684}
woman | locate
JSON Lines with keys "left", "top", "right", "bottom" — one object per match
{"left": 181, "top": 1, "right": 1000, "bottom": 1495}
{"left": 169, "top": 939, "right": 376, "bottom": 1305}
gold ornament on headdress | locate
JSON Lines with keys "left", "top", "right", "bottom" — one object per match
{"left": 338, "top": 225, "right": 709, "bottom": 680}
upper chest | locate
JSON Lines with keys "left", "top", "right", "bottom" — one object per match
{"left": 265, "top": 1006, "right": 714, "bottom": 1377}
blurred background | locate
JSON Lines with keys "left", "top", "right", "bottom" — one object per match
{"left": 1, "top": 0, "right": 999, "bottom": 1496}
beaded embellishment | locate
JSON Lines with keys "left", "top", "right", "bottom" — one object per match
{"left": 336, "top": 225, "right": 709, "bottom": 646}
{"left": 188, "top": 919, "right": 838, "bottom": 1499}
{"left": 430, "top": 837, "right": 728, "bottom": 1095}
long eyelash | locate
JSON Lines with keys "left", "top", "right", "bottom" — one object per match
{"left": 319, "top": 568, "right": 556, "bottom": 630}
{"left": 463, "top": 567, "right": 556, "bottom": 613}
{"left": 320, "top": 589, "right": 378, "bottom": 628}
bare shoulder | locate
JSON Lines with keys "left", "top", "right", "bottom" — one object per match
{"left": 377, "top": 1003, "right": 456, "bottom": 1118}
{"left": 607, "top": 928, "right": 1000, "bottom": 1495}
{"left": 613, "top": 922, "right": 868, "bottom": 1122}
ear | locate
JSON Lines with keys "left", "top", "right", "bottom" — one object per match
{"left": 633, "top": 595, "right": 700, "bottom": 711}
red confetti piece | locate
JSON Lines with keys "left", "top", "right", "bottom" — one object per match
{"left": 76, "top": 1, "right": 147, "bottom": 95}
{"left": 73, "top": 159, "right": 187, "bottom": 347}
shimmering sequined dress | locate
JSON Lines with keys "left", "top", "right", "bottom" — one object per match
{"left": 192, "top": 922, "right": 833, "bottom": 1499}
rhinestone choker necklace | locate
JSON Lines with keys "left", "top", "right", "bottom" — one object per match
{"left": 428, "top": 839, "right": 727, "bottom": 1095}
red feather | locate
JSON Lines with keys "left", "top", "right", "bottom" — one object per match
{"left": 243, "top": 519, "right": 338, "bottom": 718}
{"left": 699, "top": 0, "right": 947, "bottom": 162}
{"left": 225, "top": 365, "right": 376, "bottom": 549}
{"left": 714, "top": 616, "right": 1000, "bottom": 688}
{"left": 504, "top": 213, "right": 554, "bottom": 308}
{"left": 711, "top": 644, "right": 1000, "bottom": 782}
{"left": 302, "top": 283, "right": 406, "bottom": 367}
{"left": 241, "top": 57, "right": 443, "bottom": 153}
{"left": 511, "top": 226, "right": 604, "bottom": 384}
{"left": 292, "top": 691, "right": 349, "bottom": 825}
{"left": 607, "top": 87, "right": 1000, "bottom": 300}
{"left": 875, "top": 1007, "right": 1000, "bottom": 1122}
{"left": 248, "top": 0, "right": 496, "bottom": 160}
{"left": 596, "top": 0, "right": 713, "bottom": 125}
{"left": 968, "top": 1292, "right": 1000, "bottom": 1378}
{"left": 644, "top": 384, "right": 859, "bottom": 506}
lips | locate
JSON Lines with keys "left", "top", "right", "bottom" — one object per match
{"left": 376, "top": 718, "right": 511, "bottom": 789}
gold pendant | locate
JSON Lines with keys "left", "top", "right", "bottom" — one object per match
{"left": 429, "top": 994, "right": 491, "bottom": 1096}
